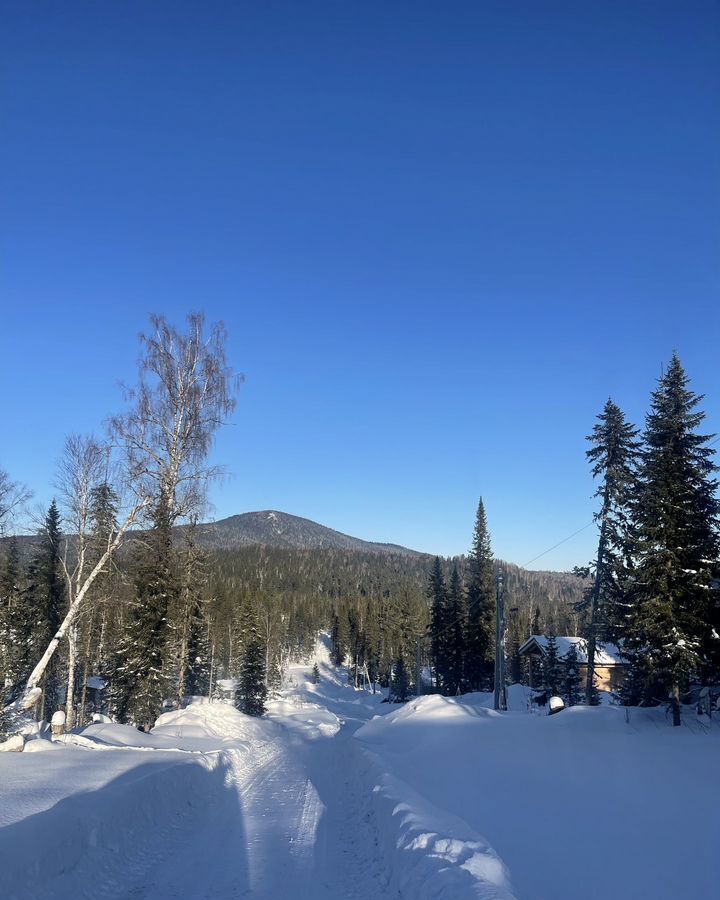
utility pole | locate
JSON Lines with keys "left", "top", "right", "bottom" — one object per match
{"left": 493, "top": 568, "right": 507, "bottom": 711}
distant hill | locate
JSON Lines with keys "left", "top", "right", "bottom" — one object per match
{"left": 186, "top": 510, "right": 424, "bottom": 557}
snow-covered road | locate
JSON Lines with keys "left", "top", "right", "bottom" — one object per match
{"left": 0, "top": 642, "right": 396, "bottom": 900}
{"left": 4, "top": 640, "right": 717, "bottom": 899}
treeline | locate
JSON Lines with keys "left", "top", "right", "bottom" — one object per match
{"left": 0, "top": 498, "right": 585, "bottom": 734}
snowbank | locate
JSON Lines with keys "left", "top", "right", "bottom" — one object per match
{"left": 360, "top": 751, "right": 516, "bottom": 900}
{"left": 357, "top": 695, "right": 516, "bottom": 900}
{"left": 356, "top": 691, "right": 720, "bottom": 900}
{"left": 0, "top": 748, "right": 234, "bottom": 900}
{"left": 0, "top": 699, "right": 276, "bottom": 900}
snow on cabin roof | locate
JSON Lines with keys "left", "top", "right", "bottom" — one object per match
{"left": 518, "top": 635, "right": 626, "bottom": 666}
{"left": 86, "top": 676, "right": 106, "bottom": 690}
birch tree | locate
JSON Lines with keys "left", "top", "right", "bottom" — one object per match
{"left": 56, "top": 435, "right": 108, "bottom": 728}
{"left": 109, "top": 313, "right": 239, "bottom": 728}
{"left": 8, "top": 312, "right": 240, "bottom": 719}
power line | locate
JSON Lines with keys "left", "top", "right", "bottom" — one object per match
{"left": 521, "top": 434, "right": 720, "bottom": 568}
{"left": 427, "top": 434, "right": 720, "bottom": 647}
{"left": 521, "top": 521, "right": 595, "bottom": 568}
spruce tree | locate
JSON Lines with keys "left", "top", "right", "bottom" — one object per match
{"left": 542, "top": 633, "right": 563, "bottom": 696}
{"left": 628, "top": 355, "right": 719, "bottom": 725}
{"left": 581, "top": 399, "right": 640, "bottom": 701}
{"left": 311, "top": 662, "right": 320, "bottom": 684}
{"left": 465, "top": 499, "right": 494, "bottom": 691}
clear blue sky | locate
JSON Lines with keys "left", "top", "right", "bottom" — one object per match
{"left": 2, "top": 2, "right": 719, "bottom": 569}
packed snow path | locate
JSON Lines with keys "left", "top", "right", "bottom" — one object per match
{"left": 0, "top": 640, "right": 396, "bottom": 900}
{"left": 116, "top": 710, "right": 393, "bottom": 900}
{"left": 6, "top": 644, "right": 715, "bottom": 900}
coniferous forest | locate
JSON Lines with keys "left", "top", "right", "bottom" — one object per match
{"left": 1, "top": 319, "right": 719, "bottom": 733}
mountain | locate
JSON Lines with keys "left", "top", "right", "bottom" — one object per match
{"left": 188, "top": 510, "right": 424, "bottom": 556}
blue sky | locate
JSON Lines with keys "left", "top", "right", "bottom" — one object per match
{"left": 2, "top": 2, "right": 719, "bottom": 568}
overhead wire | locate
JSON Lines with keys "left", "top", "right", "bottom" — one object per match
{"left": 426, "top": 432, "right": 720, "bottom": 644}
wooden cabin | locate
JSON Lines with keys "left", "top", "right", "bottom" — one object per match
{"left": 518, "top": 635, "right": 628, "bottom": 693}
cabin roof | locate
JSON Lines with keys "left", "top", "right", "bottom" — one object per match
{"left": 518, "top": 635, "right": 626, "bottom": 666}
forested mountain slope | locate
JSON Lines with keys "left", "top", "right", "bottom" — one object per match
{"left": 186, "top": 510, "right": 423, "bottom": 556}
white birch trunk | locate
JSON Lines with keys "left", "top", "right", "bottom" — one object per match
{"left": 65, "top": 625, "right": 78, "bottom": 729}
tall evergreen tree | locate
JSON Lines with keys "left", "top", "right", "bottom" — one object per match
{"left": 237, "top": 599, "right": 267, "bottom": 716}
{"left": 445, "top": 565, "right": 466, "bottom": 695}
{"left": 111, "top": 495, "right": 177, "bottom": 729}
{"left": 563, "top": 643, "right": 582, "bottom": 707}
{"left": 581, "top": 399, "right": 640, "bottom": 700}
{"left": 628, "top": 355, "right": 719, "bottom": 725}
{"left": 390, "top": 654, "right": 410, "bottom": 702}
{"left": 26, "top": 501, "right": 65, "bottom": 719}
{"left": 330, "top": 610, "right": 348, "bottom": 667}
{"left": 0, "top": 537, "right": 33, "bottom": 705}
{"left": 171, "top": 524, "right": 210, "bottom": 704}
{"left": 427, "top": 557, "right": 448, "bottom": 692}
{"left": 465, "top": 499, "right": 494, "bottom": 691}
{"left": 542, "top": 633, "right": 563, "bottom": 696}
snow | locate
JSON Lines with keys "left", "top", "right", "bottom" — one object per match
{"left": 356, "top": 689, "right": 720, "bottom": 900}
{"left": 1, "top": 642, "right": 718, "bottom": 900}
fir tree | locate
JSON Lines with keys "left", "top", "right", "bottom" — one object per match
{"left": 618, "top": 658, "right": 645, "bottom": 707}
{"left": 580, "top": 399, "right": 640, "bottom": 700}
{"left": 563, "top": 643, "right": 582, "bottom": 706}
{"left": 172, "top": 524, "right": 209, "bottom": 703}
{"left": 465, "top": 499, "right": 494, "bottom": 691}
{"left": 184, "top": 614, "right": 211, "bottom": 698}
{"left": 427, "top": 557, "right": 448, "bottom": 692}
{"left": 391, "top": 655, "right": 410, "bottom": 702}
{"left": 80, "top": 481, "right": 120, "bottom": 714}
{"left": 237, "top": 600, "right": 267, "bottom": 716}
{"left": 111, "top": 496, "right": 177, "bottom": 729}
{"left": 26, "top": 501, "right": 65, "bottom": 719}
{"left": 311, "top": 662, "right": 320, "bottom": 684}
{"left": 445, "top": 565, "right": 466, "bottom": 695}
{"left": 629, "top": 355, "right": 719, "bottom": 725}
{"left": 330, "top": 610, "right": 348, "bottom": 667}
